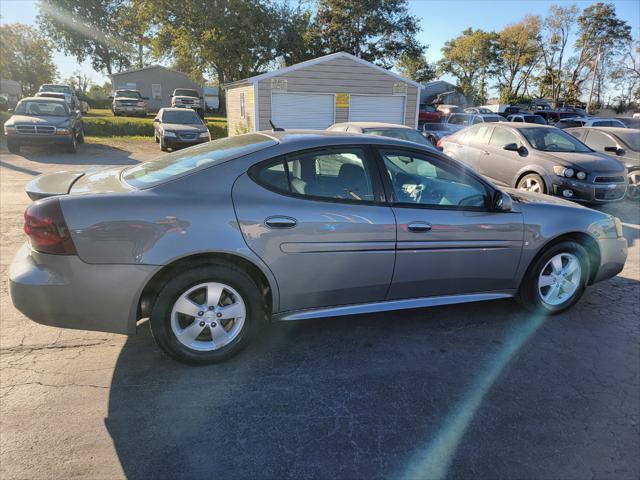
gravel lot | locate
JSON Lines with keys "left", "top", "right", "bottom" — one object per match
{"left": 1, "top": 141, "right": 638, "bottom": 480}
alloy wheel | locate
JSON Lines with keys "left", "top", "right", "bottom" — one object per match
{"left": 170, "top": 282, "right": 246, "bottom": 351}
{"left": 519, "top": 177, "right": 542, "bottom": 193}
{"left": 538, "top": 253, "right": 581, "bottom": 306}
{"left": 627, "top": 171, "right": 640, "bottom": 201}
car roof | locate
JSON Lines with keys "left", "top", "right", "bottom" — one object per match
{"left": 159, "top": 107, "right": 199, "bottom": 112}
{"left": 255, "top": 129, "right": 430, "bottom": 149}
{"left": 19, "top": 96, "right": 66, "bottom": 103}
{"left": 496, "top": 122, "right": 551, "bottom": 130}
{"left": 331, "top": 122, "right": 412, "bottom": 130}
{"left": 567, "top": 126, "right": 629, "bottom": 133}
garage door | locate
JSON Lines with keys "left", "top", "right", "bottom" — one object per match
{"left": 349, "top": 95, "right": 405, "bottom": 124}
{"left": 271, "top": 93, "right": 335, "bottom": 130}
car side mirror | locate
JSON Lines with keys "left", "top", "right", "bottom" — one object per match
{"left": 493, "top": 191, "right": 513, "bottom": 212}
{"left": 604, "top": 146, "right": 625, "bottom": 156}
{"left": 153, "top": 118, "right": 159, "bottom": 122}
{"left": 503, "top": 143, "right": 519, "bottom": 151}
{"left": 108, "top": 95, "right": 114, "bottom": 100}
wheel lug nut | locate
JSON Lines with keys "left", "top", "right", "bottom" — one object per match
{"left": 198, "top": 311, "right": 204, "bottom": 316}
{"left": 211, "top": 322, "right": 216, "bottom": 327}
{"left": 208, "top": 306, "right": 214, "bottom": 311}
{"left": 216, "top": 312, "right": 222, "bottom": 318}
{"left": 199, "top": 321, "right": 205, "bottom": 327}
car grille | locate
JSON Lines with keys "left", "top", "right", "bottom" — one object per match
{"left": 179, "top": 133, "right": 197, "bottom": 140}
{"left": 15, "top": 125, "right": 56, "bottom": 135}
{"left": 179, "top": 99, "right": 194, "bottom": 104}
{"left": 594, "top": 175, "right": 625, "bottom": 183}
{"left": 595, "top": 187, "right": 626, "bottom": 201}
{"left": 117, "top": 101, "right": 138, "bottom": 106}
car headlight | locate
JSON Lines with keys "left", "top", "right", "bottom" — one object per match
{"left": 163, "top": 130, "right": 176, "bottom": 137}
{"left": 4, "top": 125, "right": 15, "bottom": 134}
{"left": 590, "top": 216, "right": 624, "bottom": 239}
{"left": 199, "top": 131, "right": 210, "bottom": 138}
{"left": 56, "top": 128, "right": 70, "bottom": 135}
{"left": 137, "top": 101, "right": 145, "bottom": 107}
{"left": 553, "top": 166, "right": 587, "bottom": 179}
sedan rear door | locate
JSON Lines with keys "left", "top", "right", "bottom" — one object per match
{"left": 232, "top": 145, "right": 396, "bottom": 313}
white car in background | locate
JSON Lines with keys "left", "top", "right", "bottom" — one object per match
{"left": 555, "top": 117, "right": 627, "bottom": 129}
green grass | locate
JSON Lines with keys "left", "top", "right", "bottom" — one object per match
{"left": 1, "top": 108, "right": 228, "bottom": 140}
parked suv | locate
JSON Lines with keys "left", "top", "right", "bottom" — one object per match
{"left": 171, "top": 88, "right": 204, "bottom": 117}
{"left": 3, "top": 97, "right": 84, "bottom": 153}
{"left": 111, "top": 89, "right": 148, "bottom": 117}
{"left": 555, "top": 117, "right": 627, "bottom": 130}
{"left": 37, "top": 84, "right": 78, "bottom": 110}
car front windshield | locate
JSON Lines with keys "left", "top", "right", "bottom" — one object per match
{"left": 116, "top": 90, "right": 141, "bottom": 98}
{"left": 175, "top": 89, "right": 199, "bottom": 97}
{"left": 14, "top": 100, "right": 68, "bottom": 116}
{"left": 423, "top": 123, "right": 449, "bottom": 131}
{"left": 123, "top": 134, "right": 277, "bottom": 188}
{"left": 162, "top": 110, "right": 203, "bottom": 124}
{"left": 364, "top": 128, "right": 430, "bottom": 146}
{"left": 481, "top": 116, "right": 502, "bottom": 123}
{"left": 525, "top": 116, "right": 546, "bottom": 125}
{"left": 449, "top": 114, "right": 472, "bottom": 125}
{"left": 615, "top": 131, "right": 640, "bottom": 151}
{"left": 520, "top": 128, "right": 592, "bottom": 153}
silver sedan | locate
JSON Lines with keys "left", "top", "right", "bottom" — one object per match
{"left": 10, "top": 131, "right": 628, "bottom": 364}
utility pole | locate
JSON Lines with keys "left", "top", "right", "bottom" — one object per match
{"left": 586, "top": 45, "right": 601, "bottom": 114}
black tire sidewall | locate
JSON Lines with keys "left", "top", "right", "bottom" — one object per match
{"left": 7, "top": 140, "right": 20, "bottom": 153}
{"left": 77, "top": 124, "right": 85, "bottom": 144}
{"left": 518, "top": 241, "right": 589, "bottom": 315}
{"left": 149, "top": 264, "right": 264, "bottom": 365}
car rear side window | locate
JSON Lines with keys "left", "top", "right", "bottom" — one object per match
{"left": 252, "top": 148, "right": 375, "bottom": 202}
{"left": 123, "top": 134, "right": 277, "bottom": 188}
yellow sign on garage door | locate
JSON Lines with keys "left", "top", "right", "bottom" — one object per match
{"left": 335, "top": 93, "right": 350, "bottom": 108}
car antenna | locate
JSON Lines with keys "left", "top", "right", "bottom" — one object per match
{"left": 269, "top": 120, "right": 285, "bottom": 132}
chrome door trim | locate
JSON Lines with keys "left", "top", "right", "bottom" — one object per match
{"left": 280, "top": 241, "right": 395, "bottom": 253}
{"left": 396, "top": 240, "right": 522, "bottom": 251}
{"left": 273, "top": 290, "right": 515, "bottom": 321}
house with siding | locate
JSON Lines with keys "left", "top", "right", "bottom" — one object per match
{"left": 109, "top": 65, "right": 201, "bottom": 112}
{"left": 223, "top": 52, "right": 421, "bottom": 136}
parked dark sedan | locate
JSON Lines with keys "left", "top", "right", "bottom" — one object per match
{"left": 440, "top": 123, "right": 628, "bottom": 203}
{"left": 3, "top": 97, "right": 84, "bottom": 154}
{"left": 153, "top": 107, "right": 211, "bottom": 151}
{"left": 567, "top": 126, "right": 640, "bottom": 200}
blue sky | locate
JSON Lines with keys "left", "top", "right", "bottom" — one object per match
{"left": 1, "top": 0, "right": 639, "bottom": 87}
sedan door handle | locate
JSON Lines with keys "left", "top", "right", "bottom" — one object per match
{"left": 482, "top": 150, "right": 490, "bottom": 155}
{"left": 407, "top": 221, "right": 432, "bottom": 233}
{"left": 265, "top": 216, "right": 297, "bottom": 229}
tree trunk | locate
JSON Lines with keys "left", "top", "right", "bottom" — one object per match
{"left": 586, "top": 46, "right": 601, "bottom": 113}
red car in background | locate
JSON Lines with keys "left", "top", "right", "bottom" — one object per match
{"left": 419, "top": 103, "right": 443, "bottom": 123}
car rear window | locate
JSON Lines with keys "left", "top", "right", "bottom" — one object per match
{"left": 123, "top": 134, "right": 277, "bottom": 188}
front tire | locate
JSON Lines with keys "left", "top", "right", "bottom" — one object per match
{"left": 66, "top": 132, "right": 77, "bottom": 153}
{"left": 627, "top": 170, "right": 640, "bottom": 201}
{"left": 517, "top": 241, "right": 589, "bottom": 315}
{"left": 517, "top": 173, "right": 546, "bottom": 194}
{"left": 149, "top": 263, "right": 265, "bottom": 364}
{"left": 7, "top": 139, "right": 20, "bottom": 153}
{"left": 77, "top": 124, "right": 85, "bottom": 144}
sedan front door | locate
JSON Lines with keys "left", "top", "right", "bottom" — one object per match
{"left": 232, "top": 146, "right": 396, "bottom": 313}
{"left": 376, "top": 147, "right": 524, "bottom": 299}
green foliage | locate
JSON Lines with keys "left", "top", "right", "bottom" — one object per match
{"left": 438, "top": 28, "right": 497, "bottom": 104}
{"left": 0, "top": 24, "right": 57, "bottom": 95}
{"left": 310, "top": 0, "right": 425, "bottom": 68}
{"left": 396, "top": 52, "right": 435, "bottom": 84}
{"left": 37, "top": 0, "right": 135, "bottom": 74}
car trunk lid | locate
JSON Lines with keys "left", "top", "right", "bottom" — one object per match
{"left": 26, "top": 167, "right": 133, "bottom": 200}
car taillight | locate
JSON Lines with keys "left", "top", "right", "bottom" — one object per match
{"left": 23, "top": 198, "right": 77, "bottom": 255}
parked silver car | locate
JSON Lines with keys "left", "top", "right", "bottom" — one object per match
{"left": 441, "top": 123, "right": 628, "bottom": 203}
{"left": 327, "top": 122, "right": 433, "bottom": 147}
{"left": 567, "top": 126, "right": 640, "bottom": 200}
{"left": 445, "top": 113, "right": 504, "bottom": 133}
{"left": 10, "top": 131, "right": 627, "bottom": 364}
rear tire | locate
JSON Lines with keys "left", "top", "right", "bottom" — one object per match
{"left": 516, "top": 241, "right": 589, "bottom": 315}
{"left": 77, "top": 124, "right": 85, "bottom": 144}
{"left": 66, "top": 132, "right": 77, "bottom": 153}
{"left": 149, "top": 263, "right": 265, "bottom": 365}
{"left": 7, "top": 140, "right": 20, "bottom": 153}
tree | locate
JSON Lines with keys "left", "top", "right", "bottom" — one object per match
{"left": 396, "top": 52, "right": 435, "bottom": 84}
{"left": 310, "top": 0, "right": 425, "bottom": 68}
{"left": 569, "top": 2, "right": 631, "bottom": 111}
{"left": 438, "top": 28, "right": 497, "bottom": 104}
{"left": 37, "top": 0, "right": 136, "bottom": 75}
{"left": 64, "top": 70, "right": 93, "bottom": 97}
{"left": 537, "top": 5, "right": 578, "bottom": 107}
{"left": 495, "top": 15, "right": 540, "bottom": 103}
{"left": 0, "top": 23, "right": 57, "bottom": 95}
{"left": 610, "top": 41, "right": 640, "bottom": 112}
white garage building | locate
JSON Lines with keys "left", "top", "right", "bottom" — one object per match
{"left": 223, "top": 52, "right": 420, "bottom": 136}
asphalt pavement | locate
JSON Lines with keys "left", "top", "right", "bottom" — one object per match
{"left": 0, "top": 140, "right": 638, "bottom": 480}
